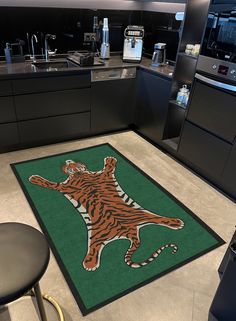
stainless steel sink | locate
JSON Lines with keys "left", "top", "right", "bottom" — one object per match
{"left": 32, "top": 60, "right": 76, "bottom": 70}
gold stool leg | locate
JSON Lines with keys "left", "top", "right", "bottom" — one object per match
{"left": 27, "top": 286, "right": 65, "bottom": 321}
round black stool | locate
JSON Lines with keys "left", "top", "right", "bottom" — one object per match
{"left": 0, "top": 222, "right": 50, "bottom": 321}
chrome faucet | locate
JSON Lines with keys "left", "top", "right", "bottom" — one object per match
{"left": 44, "top": 34, "right": 56, "bottom": 61}
{"left": 31, "top": 34, "right": 38, "bottom": 62}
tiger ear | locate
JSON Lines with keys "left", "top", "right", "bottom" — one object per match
{"left": 62, "top": 164, "right": 68, "bottom": 174}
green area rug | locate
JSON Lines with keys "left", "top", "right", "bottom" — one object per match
{"left": 11, "top": 143, "right": 224, "bottom": 315}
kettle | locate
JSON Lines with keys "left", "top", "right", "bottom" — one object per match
{"left": 151, "top": 43, "right": 166, "bottom": 67}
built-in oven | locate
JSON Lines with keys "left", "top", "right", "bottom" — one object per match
{"left": 178, "top": 0, "right": 236, "bottom": 198}
{"left": 187, "top": 67, "right": 236, "bottom": 144}
{"left": 190, "top": 0, "right": 236, "bottom": 143}
{"left": 212, "top": 0, "right": 236, "bottom": 4}
{"left": 201, "top": 4, "right": 236, "bottom": 63}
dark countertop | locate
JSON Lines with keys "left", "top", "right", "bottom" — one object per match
{"left": 0, "top": 55, "right": 174, "bottom": 80}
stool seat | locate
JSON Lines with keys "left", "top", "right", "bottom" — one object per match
{"left": 0, "top": 222, "right": 50, "bottom": 305}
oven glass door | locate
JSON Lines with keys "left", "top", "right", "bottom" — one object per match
{"left": 212, "top": 0, "right": 236, "bottom": 4}
{"left": 202, "top": 10, "right": 236, "bottom": 62}
{"left": 186, "top": 73, "right": 236, "bottom": 143}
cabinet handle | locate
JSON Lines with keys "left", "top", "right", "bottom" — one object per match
{"left": 195, "top": 73, "right": 236, "bottom": 93}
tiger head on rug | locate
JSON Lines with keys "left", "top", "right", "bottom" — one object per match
{"left": 29, "top": 156, "right": 184, "bottom": 271}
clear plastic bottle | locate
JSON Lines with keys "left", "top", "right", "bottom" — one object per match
{"left": 176, "top": 85, "right": 189, "bottom": 107}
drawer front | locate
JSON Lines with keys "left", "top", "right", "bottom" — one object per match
{"left": 12, "top": 73, "right": 91, "bottom": 94}
{"left": 0, "top": 80, "right": 12, "bottom": 96}
{"left": 0, "top": 123, "right": 19, "bottom": 152}
{"left": 15, "top": 88, "right": 91, "bottom": 121}
{"left": 221, "top": 141, "right": 236, "bottom": 199}
{"left": 0, "top": 96, "right": 16, "bottom": 123}
{"left": 187, "top": 79, "right": 236, "bottom": 143}
{"left": 178, "top": 121, "right": 231, "bottom": 179}
{"left": 19, "top": 112, "right": 90, "bottom": 145}
{"left": 91, "top": 79, "right": 135, "bottom": 134}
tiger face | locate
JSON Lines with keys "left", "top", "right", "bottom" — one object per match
{"left": 62, "top": 160, "right": 87, "bottom": 175}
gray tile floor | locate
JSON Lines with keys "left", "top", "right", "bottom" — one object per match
{"left": 0, "top": 131, "right": 235, "bottom": 321}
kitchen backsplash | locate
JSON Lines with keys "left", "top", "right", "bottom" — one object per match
{"left": 0, "top": 7, "right": 182, "bottom": 61}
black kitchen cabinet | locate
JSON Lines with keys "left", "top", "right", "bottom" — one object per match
{"left": 221, "top": 142, "right": 236, "bottom": 199}
{"left": 91, "top": 78, "right": 135, "bottom": 135}
{"left": 0, "top": 72, "right": 91, "bottom": 152}
{"left": 134, "top": 69, "right": 171, "bottom": 144}
{"left": 15, "top": 88, "right": 90, "bottom": 121}
{"left": 187, "top": 79, "right": 236, "bottom": 143}
{"left": 0, "top": 80, "right": 12, "bottom": 96}
{"left": 0, "top": 97, "right": 16, "bottom": 123}
{"left": 178, "top": 121, "right": 231, "bottom": 181}
{"left": 0, "top": 123, "right": 19, "bottom": 152}
{"left": 18, "top": 112, "right": 90, "bottom": 146}
{"left": 161, "top": 0, "right": 211, "bottom": 149}
{"left": 12, "top": 73, "right": 90, "bottom": 94}
{"left": 0, "top": 80, "right": 18, "bottom": 152}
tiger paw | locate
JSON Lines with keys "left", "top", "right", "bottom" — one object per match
{"left": 104, "top": 157, "right": 117, "bottom": 166}
{"left": 83, "top": 256, "right": 100, "bottom": 272}
{"left": 29, "top": 175, "right": 43, "bottom": 185}
{"left": 29, "top": 175, "right": 51, "bottom": 189}
{"left": 169, "top": 218, "right": 185, "bottom": 230}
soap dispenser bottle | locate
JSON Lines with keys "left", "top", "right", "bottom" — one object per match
{"left": 4, "top": 43, "right": 13, "bottom": 63}
{"left": 100, "top": 18, "right": 110, "bottom": 59}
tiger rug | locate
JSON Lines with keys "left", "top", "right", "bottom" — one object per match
{"left": 29, "top": 156, "right": 184, "bottom": 271}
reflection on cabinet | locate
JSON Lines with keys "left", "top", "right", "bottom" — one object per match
{"left": 134, "top": 69, "right": 171, "bottom": 144}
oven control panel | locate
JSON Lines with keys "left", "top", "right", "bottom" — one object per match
{"left": 197, "top": 56, "right": 236, "bottom": 83}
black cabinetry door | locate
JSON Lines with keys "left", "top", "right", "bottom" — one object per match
{"left": 178, "top": 121, "right": 231, "bottom": 181}
{"left": 0, "top": 81, "right": 12, "bottom": 96}
{"left": 134, "top": 70, "right": 171, "bottom": 144}
{"left": 12, "top": 73, "right": 90, "bottom": 94}
{"left": 18, "top": 113, "right": 90, "bottom": 146}
{"left": 91, "top": 79, "right": 135, "bottom": 135}
{"left": 0, "top": 123, "right": 19, "bottom": 152}
{"left": 187, "top": 78, "right": 236, "bottom": 143}
{"left": 15, "top": 89, "right": 90, "bottom": 121}
{"left": 221, "top": 142, "right": 236, "bottom": 199}
{"left": 0, "top": 97, "right": 16, "bottom": 123}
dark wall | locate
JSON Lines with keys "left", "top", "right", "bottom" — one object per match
{"left": 0, "top": 7, "right": 181, "bottom": 61}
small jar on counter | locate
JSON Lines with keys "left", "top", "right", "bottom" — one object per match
{"left": 176, "top": 85, "right": 190, "bottom": 107}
